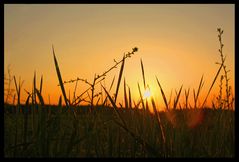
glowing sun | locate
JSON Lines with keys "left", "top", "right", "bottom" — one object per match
{"left": 143, "top": 86, "right": 151, "bottom": 99}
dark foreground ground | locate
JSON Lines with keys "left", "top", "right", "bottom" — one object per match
{"left": 4, "top": 104, "right": 235, "bottom": 157}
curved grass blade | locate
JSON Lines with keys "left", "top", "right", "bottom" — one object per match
{"left": 185, "top": 88, "right": 190, "bottom": 109}
{"left": 151, "top": 97, "right": 166, "bottom": 145}
{"left": 128, "top": 85, "right": 132, "bottom": 109}
{"left": 201, "top": 59, "right": 225, "bottom": 108}
{"left": 137, "top": 82, "right": 145, "bottom": 110}
{"left": 40, "top": 75, "right": 43, "bottom": 94}
{"left": 73, "top": 79, "right": 78, "bottom": 102}
{"left": 173, "top": 85, "right": 183, "bottom": 109}
{"left": 31, "top": 71, "right": 37, "bottom": 105}
{"left": 141, "top": 59, "right": 149, "bottom": 111}
{"left": 114, "top": 54, "right": 125, "bottom": 103}
{"left": 13, "top": 76, "right": 20, "bottom": 106}
{"left": 58, "top": 95, "right": 62, "bottom": 107}
{"left": 124, "top": 78, "right": 128, "bottom": 109}
{"left": 196, "top": 75, "right": 204, "bottom": 100}
{"left": 52, "top": 46, "right": 68, "bottom": 108}
{"left": 156, "top": 76, "right": 169, "bottom": 110}
{"left": 140, "top": 58, "right": 146, "bottom": 89}
{"left": 35, "top": 88, "right": 44, "bottom": 106}
{"left": 102, "top": 75, "right": 115, "bottom": 106}
{"left": 194, "top": 75, "right": 204, "bottom": 108}
{"left": 102, "top": 85, "right": 127, "bottom": 127}
{"left": 52, "top": 45, "right": 76, "bottom": 119}
{"left": 25, "top": 93, "right": 31, "bottom": 106}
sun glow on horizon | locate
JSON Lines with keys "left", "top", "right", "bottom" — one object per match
{"left": 4, "top": 4, "right": 234, "bottom": 109}
{"left": 143, "top": 86, "right": 151, "bottom": 99}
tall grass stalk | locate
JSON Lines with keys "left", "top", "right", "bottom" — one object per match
{"left": 128, "top": 85, "right": 132, "bottom": 109}
{"left": 156, "top": 76, "right": 169, "bottom": 110}
{"left": 52, "top": 46, "right": 76, "bottom": 119}
{"left": 140, "top": 59, "right": 149, "bottom": 111}
{"left": 4, "top": 65, "right": 14, "bottom": 104}
{"left": 114, "top": 54, "right": 125, "bottom": 103}
{"left": 201, "top": 28, "right": 227, "bottom": 108}
{"left": 217, "top": 28, "right": 231, "bottom": 109}
{"left": 173, "top": 85, "right": 183, "bottom": 109}
{"left": 193, "top": 75, "right": 204, "bottom": 108}
{"left": 31, "top": 72, "right": 36, "bottom": 142}
{"left": 102, "top": 75, "right": 115, "bottom": 106}
{"left": 123, "top": 78, "right": 129, "bottom": 109}
{"left": 13, "top": 76, "right": 23, "bottom": 156}
{"left": 102, "top": 85, "right": 127, "bottom": 127}
{"left": 151, "top": 97, "right": 166, "bottom": 147}
{"left": 184, "top": 88, "right": 190, "bottom": 109}
{"left": 137, "top": 83, "right": 145, "bottom": 110}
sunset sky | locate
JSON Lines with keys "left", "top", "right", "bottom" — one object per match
{"left": 4, "top": 4, "right": 235, "bottom": 110}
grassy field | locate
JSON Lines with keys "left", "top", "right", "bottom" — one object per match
{"left": 4, "top": 28, "right": 235, "bottom": 157}
{"left": 4, "top": 105, "right": 235, "bottom": 157}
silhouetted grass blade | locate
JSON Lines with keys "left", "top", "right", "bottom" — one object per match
{"left": 124, "top": 78, "right": 128, "bottom": 109}
{"left": 202, "top": 59, "right": 225, "bottom": 108}
{"left": 102, "top": 85, "right": 127, "bottom": 127}
{"left": 128, "top": 86, "right": 132, "bottom": 109}
{"left": 173, "top": 85, "right": 183, "bottom": 109}
{"left": 151, "top": 97, "right": 166, "bottom": 147}
{"left": 115, "top": 54, "right": 125, "bottom": 103}
{"left": 141, "top": 58, "right": 146, "bottom": 89}
{"left": 35, "top": 88, "right": 44, "bottom": 106}
{"left": 52, "top": 46, "right": 68, "bottom": 107}
{"left": 156, "top": 76, "right": 169, "bottom": 110}
{"left": 102, "top": 75, "right": 115, "bottom": 106}
{"left": 52, "top": 46, "right": 76, "bottom": 119}
{"left": 40, "top": 75, "right": 43, "bottom": 94}
{"left": 137, "top": 82, "right": 145, "bottom": 110}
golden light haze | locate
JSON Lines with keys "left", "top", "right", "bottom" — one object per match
{"left": 4, "top": 4, "right": 235, "bottom": 110}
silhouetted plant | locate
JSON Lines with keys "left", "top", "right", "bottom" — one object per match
{"left": 62, "top": 47, "right": 138, "bottom": 108}
{"left": 216, "top": 28, "right": 231, "bottom": 109}
{"left": 201, "top": 28, "right": 234, "bottom": 109}
{"left": 4, "top": 65, "right": 15, "bottom": 104}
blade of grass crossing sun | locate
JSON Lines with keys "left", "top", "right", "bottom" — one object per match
{"left": 114, "top": 54, "right": 125, "bottom": 103}
{"left": 52, "top": 45, "right": 76, "bottom": 119}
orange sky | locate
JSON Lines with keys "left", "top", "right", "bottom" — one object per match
{"left": 4, "top": 4, "right": 235, "bottom": 110}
